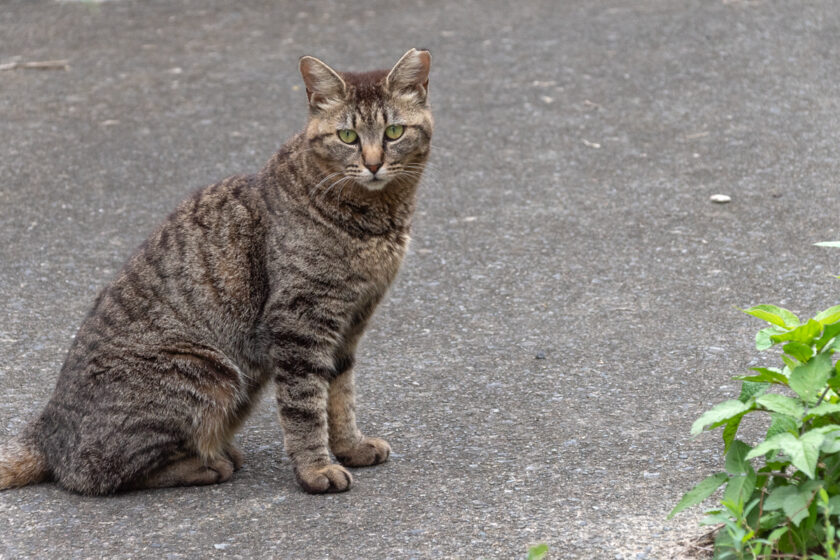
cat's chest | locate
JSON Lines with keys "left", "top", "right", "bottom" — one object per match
{"left": 348, "top": 233, "right": 409, "bottom": 291}
{"left": 272, "top": 226, "right": 408, "bottom": 294}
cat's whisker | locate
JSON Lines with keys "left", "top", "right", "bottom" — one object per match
{"left": 313, "top": 170, "right": 347, "bottom": 193}
{"left": 403, "top": 162, "right": 440, "bottom": 174}
{"left": 399, "top": 166, "right": 441, "bottom": 182}
{"left": 323, "top": 176, "right": 355, "bottom": 199}
{"left": 336, "top": 180, "right": 353, "bottom": 203}
{"left": 401, "top": 168, "right": 436, "bottom": 178}
{"left": 396, "top": 171, "right": 441, "bottom": 188}
{"left": 430, "top": 143, "right": 455, "bottom": 154}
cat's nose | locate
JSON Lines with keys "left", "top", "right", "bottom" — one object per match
{"left": 364, "top": 162, "right": 382, "bottom": 175}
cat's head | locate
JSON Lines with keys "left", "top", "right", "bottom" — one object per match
{"left": 299, "top": 49, "right": 433, "bottom": 192}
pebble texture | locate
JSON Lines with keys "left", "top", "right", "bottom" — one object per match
{"left": 1, "top": 0, "right": 839, "bottom": 558}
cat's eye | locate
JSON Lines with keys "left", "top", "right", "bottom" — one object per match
{"left": 384, "top": 124, "right": 404, "bottom": 140}
{"left": 338, "top": 129, "right": 358, "bottom": 144}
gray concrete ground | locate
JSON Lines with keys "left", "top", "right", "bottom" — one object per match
{"left": 1, "top": 0, "right": 839, "bottom": 558}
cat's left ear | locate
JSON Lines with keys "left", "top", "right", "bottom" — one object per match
{"left": 386, "top": 48, "right": 431, "bottom": 105}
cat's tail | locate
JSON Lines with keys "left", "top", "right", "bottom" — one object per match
{"left": 0, "top": 426, "right": 49, "bottom": 490}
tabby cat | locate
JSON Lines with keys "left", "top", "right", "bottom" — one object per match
{"left": 0, "top": 48, "right": 432, "bottom": 495}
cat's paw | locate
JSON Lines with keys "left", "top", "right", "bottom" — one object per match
{"left": 209, "top": 456, "right": 235, "bottom": 483}
{"left": 224, "top": 444, "right": 244, "bottom": 471}
{"left": 334, "top": 437, "right": 391, "bottom": 467}
{"left": 294, "top": 463, "right": 353, "bottom": 494}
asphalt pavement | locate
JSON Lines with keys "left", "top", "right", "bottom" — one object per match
{"left": 2, "top": 0, "right": 840, "bottom": 558}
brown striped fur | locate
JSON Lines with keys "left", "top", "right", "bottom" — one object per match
{"left": 0, "top": 49, "right": 432, "bottom": 495}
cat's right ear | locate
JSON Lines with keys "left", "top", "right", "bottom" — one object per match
{"left": 299, "top": 56, "right": 347, "bottom": 112}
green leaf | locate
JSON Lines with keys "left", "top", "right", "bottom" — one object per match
{"left": 763, "top": 482, "right": 821, "bottom": 525}
{"left": 781, "top": 354, "right": 798, "bottom": 371}
{"left": 774, "top": 436, "right": 819, "bottom": 478}
{"left": 815, "top": 321, "right": 840, "bottom": 351}
{"left": 527, "top": 543, "right": 548, "bottom": 560}
{"left": 821, "top": 430, "right": 840, "bottom": 453}
{"left": 756, "top": 393, "right": 805, "bottom": 418}
{"left": 789, "top": 353, "right": 833, "bottom": 403}
{"left": 724, "top": 470, "right": 757, "bottom": 508}
{"left": 832, "top": 364, "right": 840, "bottom": 393}
{"left": 815, "top": 305, "right": 840, "bottom": 324}
{"left": 791, "top": 431, "right": 825, "bottom": 478}
{"left": 746, "top": 432, "right": 821, "bottom": 478}
{"left": 768, "top": 490, "right": 806, "bottom": 527}
{"left": 668, "top": 472, "right": 729, "bottom": 519}
{"left": 764, "top": 525, "right": 789, "bottom": 544}
{"left": 804, "top": 402, "right": 840, "bottom": 420}
{"left": 756, "top": 326, "right": 787, "bottom": 350}
{"left": 691, "top": 400, "right": 753, "bottom": 435}
{"left": 724, "top": 440, "right": 752, "bottom": 474}
{"left": 766, "top": 413, "right": 799, "bottom": 439}
{"left": 771, "top": 319, "right": 823, "bottom": 345}
{"left": 747, "top": 432, "right": 792, "bottom": 459}
{"left": 722, "top": 449, "right": 757, "bottom": 508}
{"left": 829, "top": 495, "right": 840, "bottom": 513}
{"left": 744, "top": 305, "right": 800, "bottom": 328}
{"left": 738, "top": 381, "right": 769, "bottom": 403}
{"left": 735, "top": 367, "right": 789, "bottom": 386}
{"left": 722, "top": 414, "right": 745, "bottom": 452}
{"left": 783, "top": 341, "right": 813, "bottom": 363}
{"left": 815, "top": 241, "right": 840, "bottom": 248}
{"left": 701, "top": 511, "right": 732, "bottom": 526}
{"left": 759, "top": 510, "right": 787, "bottom": 530}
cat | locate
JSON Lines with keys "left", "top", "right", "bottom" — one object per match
{"left": 0, "top": 48, "right": 432, "bottom": 495}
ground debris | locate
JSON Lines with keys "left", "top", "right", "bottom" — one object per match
{"left": 0, "top": 60, "right": 69, "bottom": 71}
{"left": 679, "top": 527, "right": 716, "bottom": 558}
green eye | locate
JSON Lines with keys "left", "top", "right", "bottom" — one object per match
{"left": 384, "top": 124, "right": 404, "bottom": 140}
{"left": 338, "top": 129, "right": 358, "bottom": 144}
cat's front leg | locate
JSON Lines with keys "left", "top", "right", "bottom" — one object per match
{"left": 328, "top": 363, "right": 390, "bottom": 468}
{"left": 275, "top": 371, "right": 353, "bottom": 493}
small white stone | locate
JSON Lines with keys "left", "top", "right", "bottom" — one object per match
{"left": 710, "top": 194, "right": 731, "bottom": 203}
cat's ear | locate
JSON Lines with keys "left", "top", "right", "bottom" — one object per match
{"left": 386, "top": 48, "right": 431, "bottom": 105}
{"left": 299, "top": 55, "right": 347, "bottom": 112}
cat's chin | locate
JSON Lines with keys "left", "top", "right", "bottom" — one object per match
{"left": 361, "top": 178, "right": 388, "bottom": 192}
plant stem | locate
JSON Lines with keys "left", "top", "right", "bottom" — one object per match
{"left": 815, "top": 386, "right": 832, "bottom": 408}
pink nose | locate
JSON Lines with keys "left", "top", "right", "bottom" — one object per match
{"left": 365, "top": 162, "right": 382, "bottom": 175}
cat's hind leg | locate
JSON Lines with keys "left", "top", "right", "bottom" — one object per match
{"left": 127, "top": 454, "right": 234, "bottom": 490}
{"left": 44, "top": 349, "right": 245, "bottom": 495}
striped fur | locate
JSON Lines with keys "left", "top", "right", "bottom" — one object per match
{"left": 0, "top": 49, "right": 432, "bottom": 495}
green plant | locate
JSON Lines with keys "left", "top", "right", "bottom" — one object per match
{"left": 526, "top": 543, "right": 548, "bottom": 560}
{"left": 669, "top": 304, "right": 840, "bottom": 559}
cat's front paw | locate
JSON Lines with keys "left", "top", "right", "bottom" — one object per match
{"left": 294, "top": 463, "right": 353, "bottom": 494}
{"left": 334, "top": 437, "right": 391, "bottom": 467}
